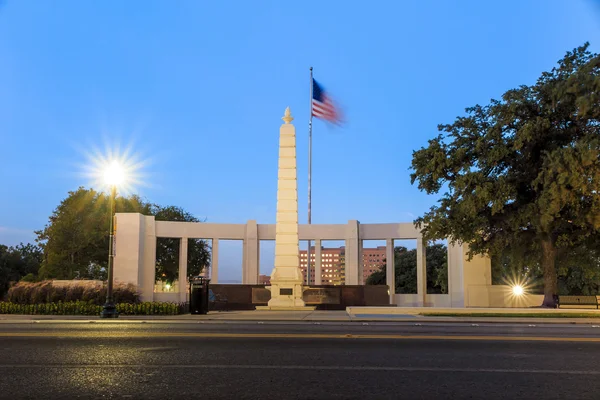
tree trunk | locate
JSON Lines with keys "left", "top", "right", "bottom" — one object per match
{"left": 540, "top": 237, "right": 558, "bottom": 308}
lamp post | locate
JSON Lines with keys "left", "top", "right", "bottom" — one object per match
{"left": 100, "top": 161, "right": 124, "bottom": 318}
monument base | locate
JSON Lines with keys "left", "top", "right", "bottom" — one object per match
{"left": 263, "top": 280, "right": 308, "bottom": 310}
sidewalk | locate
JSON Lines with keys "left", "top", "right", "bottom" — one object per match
{"left": 0, "top": 310, "right": 350, "bottom": 323}
{"left": 2, "top": 308, "right": 600, "bottom": 324}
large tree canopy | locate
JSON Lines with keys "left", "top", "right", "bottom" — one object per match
{"left": 410, "top": 43, "right": 600, "bottom": 307}
{"left": 36, "top": 187, "right": 210, "bottom": 283}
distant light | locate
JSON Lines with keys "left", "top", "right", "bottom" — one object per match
{"left": 512, "top": 285, "right": 524, "bottom": 296}
{"left": 165, "top": 283, "right": 171, "bottom": 291}
{"left": 103, "top": 161, "right": 125, "bottom": 186}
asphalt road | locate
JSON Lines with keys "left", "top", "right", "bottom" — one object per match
{"left": 1, "top": 321, "right": 600, "bottom": 399}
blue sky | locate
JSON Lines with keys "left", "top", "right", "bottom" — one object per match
{"left": 1, "top": 0, "right": 599, "bottom": 282}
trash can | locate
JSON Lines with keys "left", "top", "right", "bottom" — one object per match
{"left": 189, "top": 276, "right": 210, "bottom": 315}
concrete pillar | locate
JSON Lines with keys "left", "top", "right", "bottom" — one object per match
{"left": 211, "top": 238, "right": 219, "bottom": 283}
{"left": 358, "top": 239, "right": 364, "bottom": 285}
{"left": 386, "top": 238, "right": 395, "bottom": 305}
{"left": 263, "top": 107, "right": 308, "bottom": 309}
{"left": 134, "top": 215, "right": 156, "bottom": 302}
{"left": 447, "top": 241, "right": 464, "bottom": 307}
{"left": 416, "top": 238, "right": 427, "bottom": 306}
{"left": 244, "top": 220, "right": 259, "bottom": 284}
{"left": 345, "top": 220, "right": 360, "bottom": 285}
{"left": 314, "top": 239, "right": 322, "bottom": 285}
{"left": 178, "top": 237, "right": 188, "bottom": 303}
{"left": 114, "top": 213, "right": 144, "bottom": 289}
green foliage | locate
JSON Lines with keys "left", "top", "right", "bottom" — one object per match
{"left": 154, "top": 206, "right": 211, "bottom": 283}
{"left": 5, "top": 280, "right": 139, "bottom": 305}
{"left": 0, "top": 301, "right": 185, "bottom": 315}
{"left": 366, "top": 244, "right": 448, "bottom": 294}
{"left": 492, "top": 244, "right": 600, "bottom": 295}
{"left": 35, "top": 187, "right": 151, "bottom": 280}
{"left": 35, "top": 187, "right": 211, "bottom": 283}
{"left": 0, "top": 243, "right": 43, "bottom": 297}
{"left": 20, "top": 273, "right": 38, "bottom": 283}
{"left": 410, "top": 43, "right": 600, "bottom": 306}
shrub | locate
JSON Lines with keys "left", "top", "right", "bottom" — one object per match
{"left": 20, "top": 273, "right": 37, "bottom": 283}
{"left": 5, "top": 281, "right": 140, "bottom": 305}
{"left": 0, "top": 301, "right": 185, "bottom": 315}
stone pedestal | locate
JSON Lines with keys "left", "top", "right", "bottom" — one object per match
{"left": 257, "top": 107, "right": 314, "bottom": 311}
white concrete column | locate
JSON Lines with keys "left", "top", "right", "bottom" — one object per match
{"left": 211, "top": 238, "right": 219, "bottom": 283}
{"left": 114, "top": 213, "right": 144, "bottom": 289}
{"left": 386, "top": 238, "right": 395, "bottom": 305}
{"left": 178, "top": 237, "right": 188, "bottom": 303}
{"left": 358, "top": 239, "right": 364, "bottom": 285}
{"left": 244, "top": 220, "right": 259, "bottom": 284}
{"left": 314, "top": 239, "right": 322, "bottom": 285}
{"left": 113, "top": 213, "right": 156, "bottom": 302}
{"left": 114, "top": 213, "right": 156, "bottom": 301}
{"left": 416, "top": 238, "right": 427, "bottom": 306}
{"left": 447, "top": 241, "right": 464, "bottom": 307}
{"left": 141, "top": 216, "right": 157, "bottom": 302}
{"left": 345, "top": 220, "right": 360, "bottom": 285}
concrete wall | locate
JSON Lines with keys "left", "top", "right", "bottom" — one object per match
{"left": 395, "top": 294, "right": 452, "bottom": 308}
{"left": 114, "top": 213, "right": 530, "bottom": 308}
{"left": 466, "top": 284, "right": 544, "bottom": 308}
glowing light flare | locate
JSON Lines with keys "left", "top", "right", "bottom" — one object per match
{"left": 103, "top": 161, "right": 126, "bottom": 186}
{"left": 75, "top": 141, "right": 151, "bottom": 196}
{"left": 502, "top": 273, "right": 537, "bottom": 300}
{"left": 512, "top": 285, "right": 525, "bottom": 296}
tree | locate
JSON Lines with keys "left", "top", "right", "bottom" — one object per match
{"left": 410, "top": 43, "right": 600, "bottom": 307}
{"left": 36, "top": 187, "right": 152, "bottom": 279}
{"left": 366, "top": 243, "right": 448, "bottom": 294}
{"left": 154, "top": 205, "right": 211, "bottom": 284}
{"left": 0, "top": 243, "right": 43, "bottom": 297}
{"left": 492, "top": 244, "right": 600, "bottom": 295}
{"left": 36, "top": 187, "right": 210, "bottom": 283}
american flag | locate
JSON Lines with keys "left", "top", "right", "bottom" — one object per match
{"left": 311, "top": 78, "right": 341, "bottom": 124}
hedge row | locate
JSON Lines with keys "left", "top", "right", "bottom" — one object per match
{"left": 6, "top": 281, "right": 139, "bottom": 305}
{"left": 0, "top": 301, "right": 185, "bottom": 315}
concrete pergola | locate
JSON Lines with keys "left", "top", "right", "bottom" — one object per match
{"left": 113, "top": 214, "right": 502, "bottom": 307}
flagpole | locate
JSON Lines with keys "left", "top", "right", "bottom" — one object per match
{"left": 307, "top": 66, "right": 313, "bottom": 286}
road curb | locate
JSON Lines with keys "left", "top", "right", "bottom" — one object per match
{"left": 2, "top": 316, "right": 600, "bottom": 325}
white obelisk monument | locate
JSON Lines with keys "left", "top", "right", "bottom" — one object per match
{"left": 259, "top": 107, "right": 314, "bottom": 310}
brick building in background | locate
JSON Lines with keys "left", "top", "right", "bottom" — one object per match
{"left": 299, "top": 245, "right": 386, "bottom": 285}
{"left": 361, "top": 246, "right": 386, "bottom": 281}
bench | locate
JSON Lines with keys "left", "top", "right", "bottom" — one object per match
{"left": 557, "top": 295, "right": 598, "bottom": 309}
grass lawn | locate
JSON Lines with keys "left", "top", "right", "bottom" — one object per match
{"left": 420, "top": 312, "right": 600, "bottom": 318}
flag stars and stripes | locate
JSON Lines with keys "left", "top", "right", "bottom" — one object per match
{"left": 311, "top": 78, "right": 341, "bottom": 124}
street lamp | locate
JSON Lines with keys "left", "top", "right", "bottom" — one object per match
{"left": 100, "top": 161, "right": 125, "bottom": 318}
